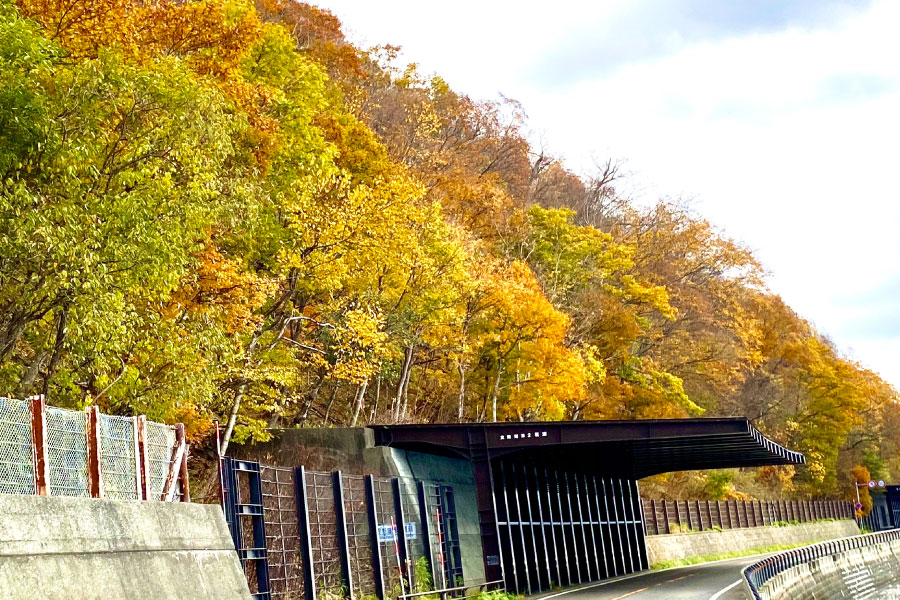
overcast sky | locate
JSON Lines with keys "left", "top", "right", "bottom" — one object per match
{"left": 315, "top": 0, "right": 900, "bottom": 389}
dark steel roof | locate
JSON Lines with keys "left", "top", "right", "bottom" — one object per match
{"left": 369, "top": 417, "right": 805, "bottom": 479}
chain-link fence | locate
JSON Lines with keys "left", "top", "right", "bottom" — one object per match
{"left": 0, "top": 396, "right": 185, "bottom": 501}
{"left": 146, "top": 421, "right": 180, "bottom": 501}
{"left": 0, "top": 397, "right": 35, "bottom": 495}
{"left": 46, "top": 405, "right": 89, "bottom": 497}
{"left": 100, "top": 413, "right": 138, "bottom": 500}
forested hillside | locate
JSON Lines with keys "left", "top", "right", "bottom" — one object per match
{"left": 1, "top": 0, "right": 897, "bottom": 501}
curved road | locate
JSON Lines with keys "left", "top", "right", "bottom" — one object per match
{"left": 537, "top": 555, "right": 763, "bottom": 600}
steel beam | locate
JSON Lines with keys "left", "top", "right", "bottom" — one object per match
{"left": 554, "top": 470, "right": 572, "bottom": 586}
{"left": 364, "top": 475, "right": 386, "bottom": 600}
{"left": 333, "top": 471, "right": 355, "bottom": 599}
{"left": 511, "top": 463, "right": 533, "bottom": 594}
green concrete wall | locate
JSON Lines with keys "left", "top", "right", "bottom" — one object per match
{"left": 400, "top": 450, "right": 486, "bottom": 586}
{"left": 0, "top": 494, "right": 251, "bottom": 600}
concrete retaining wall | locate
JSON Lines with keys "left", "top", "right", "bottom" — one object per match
{"left": 646, "top": 519, "right": 860, "bottom": 566}
{"left": 0, "top": 494, "right": 251, "bottom": 600}
{"left": 757, "top": 537, "right": 900, "bottom": 599}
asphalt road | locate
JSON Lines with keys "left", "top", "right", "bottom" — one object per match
{"left": 537, "top": 556, "right": 763, "bottom": 600}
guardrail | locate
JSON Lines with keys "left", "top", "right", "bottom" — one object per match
{"left": 398, "top": 579, "right": 505, "bottom": 600}
{"left": 742, "top": 529, "right": 900, "bottom": 599}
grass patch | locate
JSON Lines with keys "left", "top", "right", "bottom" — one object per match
{"left": 650, "top": 540, "right": 828, "bottom": 570}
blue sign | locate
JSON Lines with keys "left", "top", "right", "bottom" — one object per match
{"left": 377, "top": 522, "right": 417, "bottom": 542}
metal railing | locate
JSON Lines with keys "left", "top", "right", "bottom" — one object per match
{"left": 642, "top": 498, "right": 855, "bottom": 535}
{"left": 398, "top": 579, "right": 505, "bottom": 600}
{"left": 742, "top": 528, "right": 900, "bottom": 599}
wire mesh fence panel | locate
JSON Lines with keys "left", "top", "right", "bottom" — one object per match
{"left": 146, "top": 422, "right": 179, "bottom": 501}
{"left": 342, "top": 474, "right": 376, "bottom": 598}
{"left": 398, "top": 483, "right": 428, "bottom": 592}
{"left": 422, "top": 482, "right": 448, "bottom": 591}
{"left": 0, "top": 397, "right": 35, "bottom": 495}
{"left": 99, "top": 414, "right": 138, "bottom": 500}
{"left": 261, "top": 466, "right": 305, "bottom": 600}
{"left": 46, "top": 406, "right": 89, "bottom": 497}
{"left": 373, "top": 476, "right": 403, "bottom": 599}
{"left": 306, "top": 470, "right": 343, "bottom": 600}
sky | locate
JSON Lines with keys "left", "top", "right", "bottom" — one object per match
{"left": 314, "top": 0, "right": 900, "bottom": 389}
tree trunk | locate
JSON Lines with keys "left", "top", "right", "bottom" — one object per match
{"left": 392, "top": 345, "right": 414, "bottom": 422}
{"left": 17, "top": 352, "right": 47, "bottom": 398}
{"left": 300, "top": 369, "right": 327, "bottom": 424}
{"left": 369, "top": 375, "right": 381, "bottom": 424}
{"left": 323, "top": 382, "right": 339, "bottom": 425}
{"left": 220, "top": 328, "right": 264, "bottom": 456}
{"left": 41, "top": 303, "right": 70, "bottom": 398}
{"left": 220, "top": 382, "right": 246, "bottom": 456}
{"left": 457, "top": 360, "right": 467, "bottom": 422}
{"left": 350, "top": 380, "right": 369, "bottom": 427}
{"left": 490, "top": 363, "right": 503, "bottom": 422}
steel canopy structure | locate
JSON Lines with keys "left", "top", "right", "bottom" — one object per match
{"left": 371, "top": 417, "right": 805, "bottom": 594}
{"left": 371, "top": 417, "right": 804, "bottom": 478}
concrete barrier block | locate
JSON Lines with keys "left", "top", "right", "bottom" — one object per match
{"left": 0, "top": 494, "right": 251, "bottom": 600}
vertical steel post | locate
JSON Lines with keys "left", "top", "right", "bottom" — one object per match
{"left": 417, "top": 481, "right": 436, "bottom": 587}
{"left": 86, "top": 406, "right": 104, "bottom": 499}
{"left": 581, "top": 474, "right": 601, "bottom": 580}
{"left": 174, "top": 423, "right": 190, "bottom": 502}
{"left": 29, "top": 396, "right": 49, "bottom": 496}
{"left": 469, "top": 428, "right": 504, "bottom": 586}
{"left": 544, "top": 469, "right": 562, "bottom": 586}
{"left": 590, "top": 476, "right": 610, "bottom": 579}
{"left": 603, "top": 477, "right": 625, "bottom": 576}
{"left": 499, "top": 462, "right": 519, "bottom": 594}
{"left": 391, "top": 478, "right": 411, "bottom": 588}
{"left": 295, "top": 466, "right": 317, "bottom": 600}
{"left": 554, "top": 470, "right": 571, "bottom": 585}
{"left": 630, "top": 480, "right": 649, "bottom": 570}
{"left": 662, "top": 499, "right": 670, "bottom": 534}
{"left": 333, "top": 471, "right": 355, "bottom": 600}
{"left": 136, "top": 415, "right": 150, "bottom": 501}
{"left": 510, "top": 464, "right": 533, "bottom": 594}
{"left": 573, "top": 475, "right": 592, "bottom": 580}
{"left": 520, "top": 465, "right": 542, "bottom": 591}
{"left": 617, "top": 479, "right": 636, "bottom": 573}
{"left": 533, "top": 468, "right": 553, "bottom": 589}
{"left": 564, "top": 472, "right": 583, "bottom": 584}
{"left": 365, "top": 475, "right": 386, "bottom": 600}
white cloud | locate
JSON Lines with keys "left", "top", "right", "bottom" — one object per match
{"left": 315, "top": 0, "right": 900, "bottom": 388}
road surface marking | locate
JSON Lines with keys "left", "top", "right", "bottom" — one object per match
{"left": 608, "top": 573, "right": 697, "bottom": 599}
{"left": 709, "top": 579, "right": 742, "bottom": 600}
{"left": 538, "top": 551, "right": 776, "bottom": 600}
